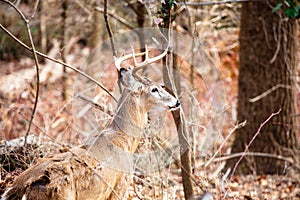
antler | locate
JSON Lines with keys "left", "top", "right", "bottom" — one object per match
{"left": 132, "top": 45, "right": 169, "bottom": 83}
{"left": 131, "top": 45, "right": 169, "bottom": 74}
{"left": 114, "top": 44, "right": 169, "bottom": 83}
{"left": 114, "top": 51, "right": 146, "bottom": 71}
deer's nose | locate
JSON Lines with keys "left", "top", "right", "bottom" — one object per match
{"left": 169, "top": 100, "right": 180, "bottom": 110}
{"left": 175, "top": 100, "right": 180, "bottom": 107}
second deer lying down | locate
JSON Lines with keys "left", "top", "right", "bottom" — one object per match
{"left": 2, "top": 46, "right": 180, "bottom": 200}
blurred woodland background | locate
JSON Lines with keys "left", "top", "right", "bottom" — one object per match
{"left": 0, "top": 0, "right": 300, "bottom": 199}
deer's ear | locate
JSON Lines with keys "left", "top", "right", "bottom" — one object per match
{"left": 119, "top": 67, "right": 141, "bottom": 91}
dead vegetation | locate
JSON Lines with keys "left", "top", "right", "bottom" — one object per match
{"left": 1, "top": 1, "right": 300, "bottom": 199}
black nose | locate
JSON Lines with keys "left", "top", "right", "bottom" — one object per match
{"left": 175, "top": 100, "right": 180, "bottom": 107}
{"left": 168, "top": 100, "right": 181, "bottom": 110}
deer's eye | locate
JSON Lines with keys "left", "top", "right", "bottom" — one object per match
{"left": 151, "top": 87, "right": 158, "bottom": 93}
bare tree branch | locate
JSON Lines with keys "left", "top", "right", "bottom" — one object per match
{"left": 200, "top": 151, "right": 300, "bottom": 171}
{"left": 249, "top": 84, "right": 292, "bottom": 103}
{"left": 175, "top": 0, "right": 261, "bottom": 6}
{"left": 205, "top": 120, "right": 247, "bottom": 168}
{"left": 160, "top": 2, "right": 194, "bottom": 199}
{"left": 61, "top": 0, "right": 68, "bottom": 100}
{"left": 0, "top": 23, "right": 117, "bottom": 102}
{"left": 29, "top": 0, "right": 40, "bottom": 20}
{"left": 103, "top": 0, "right": 116, "bottom": 57}
{"left": 0, "top": 0, "right": 41, "bottom": 148}
{"left": 77, "top": 95, "right": 113, "bottom": 117}
{"left": 95, "top": 6, "right": 134, "bottom": 30}
{"left": 229, "top": 109, "right": 282, "bottom": 179}
{"left": 73, "top": 1, "right": 135, "bottom": 30}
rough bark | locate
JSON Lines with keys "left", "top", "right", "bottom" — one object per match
{"left": 224, "top": 0, "right": 299, "bottom": 175}
{"left": 61, "top": 0, "right": 68, "bottom": 100}
{"left": 160, "top": 2, "right": 194, "bottom": 199}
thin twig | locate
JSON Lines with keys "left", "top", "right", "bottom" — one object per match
{"left": 74, "top": 0, "right": 91, "bottom": 15}
{"left": 205, "top": 120, "right": 247, "bottom": 168}
{"left": 29, "top": 0, "right": 40, "bottom": 20}
{"left": 199, "top": 152, "right": 300, "bottom": 171}
{"left": 103, "top": 0, "right": 116, "bottom": 57}
{"left": 151, "top": 138, "right": 205, "bottom": 190}
{"left": 0, "top": 23, "right": 117, "bottom": 102}
{"left": 175, "top": 0, "right": 261, "bottom": 6}
{"left": 229, "top": 109, "right": 281, "bottom": 179}
{"left": 24, "top": 14, "right": 40, "bottom": 148}
{"left": 77, "top": 95, "right": 114, "bottom": 117}
{"left": 73, "top": 1, "right": 134, "bottom": 30}
{"left": 249, "top": 84, "right": 292, "bottom": 103}
{"left": 95, "top": 6, "right": 134, "bottom": 30}
{"left": 0, "top": 0, "right": 41, "bottom": 148}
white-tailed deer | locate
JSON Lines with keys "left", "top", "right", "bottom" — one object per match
{"left": 2, "top": 45, "right": 180, "bottom": 200}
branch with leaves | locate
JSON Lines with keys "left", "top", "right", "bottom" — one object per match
{"left": 272, "top": 0, "right": 300, "bottom": 19}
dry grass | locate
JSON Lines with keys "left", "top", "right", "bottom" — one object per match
{"left": 1, "top": 1, "right": 300, "bottom": 199}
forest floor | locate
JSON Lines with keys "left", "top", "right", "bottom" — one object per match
{"left": 1, "top": 28, "right": 300, "bottom": 200}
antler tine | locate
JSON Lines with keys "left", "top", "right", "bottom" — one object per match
{"left": 130, "top": 46, "right": 148, "bottom": 83}
{"left": 145, "top": 45, "right": 149, "bottom": 62}
{"left": 132, "top": 44, "right": 169, "bottom": 75}
{"left": 114, "top": 51, "right": 146, "bottom": 71}
{"left": 114, "top": 44, "right": 169, "bottom": 83}
{"left": 132, "top": 46, "right": 138, "bottom": 67}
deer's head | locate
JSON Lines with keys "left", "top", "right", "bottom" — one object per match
{"left": 114, "top": 45, "right": 180, "bottom": 112}
{"left": 118, "top": 67, "right": 180, "bottom": 111}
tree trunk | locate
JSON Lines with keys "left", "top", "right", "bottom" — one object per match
{"left": 136, "top": 1, "right": 146, "bottom": 74}
{"left": 61, "top": 0, "right": 68, "bottom": 100}
{"left": 40, "top": 0, "right": 47, "bottom": 55}
{"left": 224, "top": 0, "right": 299, "bottom": 175}
{"left": 160, "top": 2, "right": 194, "bottom": 199}
{"left": 89, "top": 4, "right": 103, "bottom": 49}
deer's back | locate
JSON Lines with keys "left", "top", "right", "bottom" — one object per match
{"left": 2, "top": 146, "right": 122, "bottom": 200}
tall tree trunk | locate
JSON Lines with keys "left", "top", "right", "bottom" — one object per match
{"left": 40, "top": 0, "right": 47, "bottom": 55}
{"left": 160, "top": 2, "right": 194, "bottom": 199}
{"left": 136, "top": 1, "right": 146, "bottom": 74}
{"left": 61, "top": 0, "right": 68, "bottom": 100}
{"left": 87, "top": 2, "right": 104, "bottom": 76}
{"left": 225, "top": 0, "right": 299, "bottom": 175}
{"left": 89, "top": 4, "right": 103, "bottom": 49}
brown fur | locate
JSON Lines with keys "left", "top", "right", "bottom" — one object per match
{"left": 3, "top": 142, "right": 134, "bottom": 200}
{"left": 2, "top": 68, "right": 179, "bottom": 200}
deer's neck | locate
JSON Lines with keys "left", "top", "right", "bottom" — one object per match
{"left": 84, "top": 90, "right": 147, "bottom": 159}
{"left": 110, "top": 90, "right": 147, "bottom": 140}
